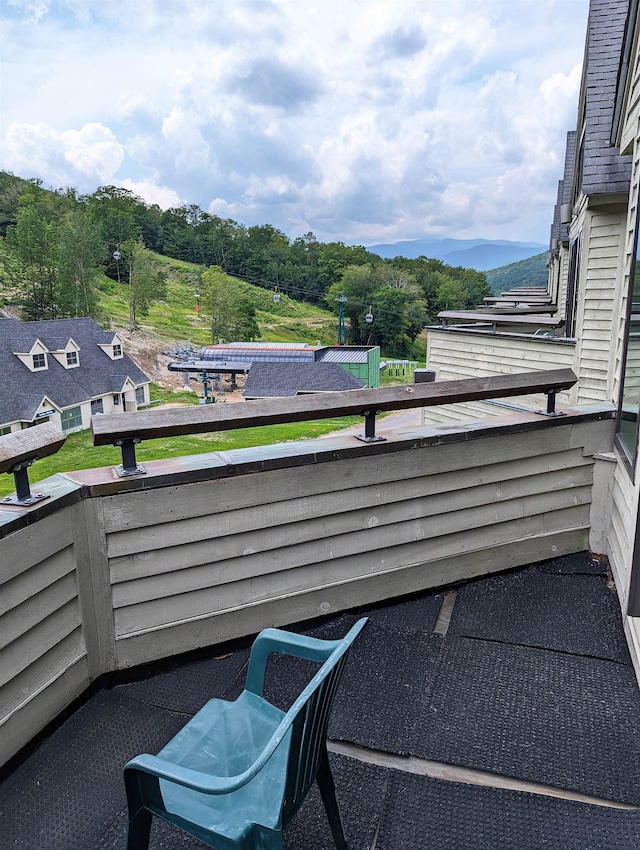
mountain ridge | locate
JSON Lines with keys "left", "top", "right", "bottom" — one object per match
{"left": 367, "top": 237, "right": 547, "bottom": 271}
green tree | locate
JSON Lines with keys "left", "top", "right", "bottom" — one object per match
{"left": 57, "top": 210, "right": 105, "bottom": 319}
{"left": 121, "top": 239, "right": 168, "bottom": 330}
{"left": 201, "top": 265, "right": 259, "bottom": 343}
{"left": 326, "top": 264, "right": 426, "bottom": 355}
{"left": 8, "top": 202, "right": 60, "bottom": 320}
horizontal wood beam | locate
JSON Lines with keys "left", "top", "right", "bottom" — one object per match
{"left": 92, "top": 368, "right": 578, "bottom": 445}
{"left": 0, "top": 423, "right": 67, "bottom": 475}
{"left": 438, "top": 311, "right": 564, "bottom": 327}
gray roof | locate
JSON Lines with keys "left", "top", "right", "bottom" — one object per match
{"left": 579, "top": 0, "right": 632, "bottom": 196}
{"left": 316, "top": 347, "right": 370, "bottom": 364}
{"left": 243, "top": 362, "right": 365, "bottom": 398}
{"left": 0, "top": 317, "right": 149, "bottom": 424}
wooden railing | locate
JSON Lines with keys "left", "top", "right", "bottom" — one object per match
{"left": 437, "top": 311, "right": 565, "bottom": 336}
{"left": 92, "top": 369, "right": 578, "bottom": 474}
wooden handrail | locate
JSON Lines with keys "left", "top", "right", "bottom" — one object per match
{"left": 93, "top": 368, "right": 577, "bottom": 447}
{"left": 0, "top": 422, "right": 66, "bottom": 506}
{"left": 438, "top": 311, "right": 564, "bottom": 328}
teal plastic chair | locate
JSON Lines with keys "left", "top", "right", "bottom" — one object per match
{"left": 124, "top": 617, "right": 368, "bottom": 849}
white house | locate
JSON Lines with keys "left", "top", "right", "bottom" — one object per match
{"left": 0, "top": 317, "right": 150, "bottom": 434}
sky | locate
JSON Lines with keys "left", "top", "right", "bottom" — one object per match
{"left": 1, "top": 0, "right": 590, "bottom": 247}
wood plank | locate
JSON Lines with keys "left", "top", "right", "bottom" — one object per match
{"left": 102, "top": 425, "right": 579, "bottom": 532}
{"left": 112, "top": 486, "right": 592, "bottom": 623}
{"left": 0, "top": 629, "right": 87, "bottom": 719}
{"left": 92, "top": 369, "right": 577, "bottom": 444}
{"left": 0, "top": 601, "right": 82, "bottom": 688}
{"left": 109, "top": 463, "right": 593, "bottom": 581}
{"left": 114, "top": 528, "right": 589, "bottom": 666}
{"left": 0, "top": 547, "right": 75, "bottom": 616}
{"left": 0, "top": 511, "right": 74, "bottom": 584}
{"left": 1, "top": 573, "right": 78, "bottom": 650}
{"left": 71, "top": 499, "right": 117, "bottom": 677}
{"left": 0, "top": 423, "right": 66, "bottom": 475}
{"left": 0, "top": 655, "right": 88, "bottom": 768}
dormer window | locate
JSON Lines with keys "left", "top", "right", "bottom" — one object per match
{"left": 66, "top": 351, "right": 78, "bottom": 367}
{"left": 113, "top": 344, "right": 122, "bottom": 358}
{"left": 32, "top": 353, "right": 46, "bottom": 370}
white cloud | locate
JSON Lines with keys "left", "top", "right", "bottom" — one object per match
{"left": 0, "top": 0, "right": 590, "bottom": 243}
{"left": 120, "top": 179, "right": 183, "bottom": 210}
{"left": 2, "top": 121, "right": 123, "bottom": 187}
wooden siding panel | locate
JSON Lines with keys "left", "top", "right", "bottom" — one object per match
{"left": 115, "top": 527, "right": 590, "bottom": 667}
{"left": 107, "top": 452, "right": 592, "bottom": 559}
{"left": 109, "top": 444, "right": 594, "bottom": 637}
{"left": 0, "top": 546, "right": 75, "bottom": 616}
{"left": 0, "top": 512, "right": 74, "bottom": 584}
{"left": 0, "top": 656, "right": 88, "bottom": 768}
{"left": 1, "top": 599, "right": 82, "bottom": 688}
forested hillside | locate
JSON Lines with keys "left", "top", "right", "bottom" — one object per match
{"left": 485, "top": 252, "right": 548, "bottom": 293}
{"left": 0, "top": 171, "right": 493, "bottom": 357}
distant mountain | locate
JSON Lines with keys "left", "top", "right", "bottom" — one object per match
{"left": 367, "top": 237, "right": 547, "bottom": 271}
{"left": 485, "top": 252, "right": 548, "bottom": 294}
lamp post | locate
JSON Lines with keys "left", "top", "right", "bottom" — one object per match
{"left": 336, "top": 293, "right": 347, "bottom": 345}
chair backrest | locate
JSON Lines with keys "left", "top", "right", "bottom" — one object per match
{"left": 278, "top": 619, "right": 366, "bottom": 826}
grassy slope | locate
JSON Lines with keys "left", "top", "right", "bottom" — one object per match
{"left": 96, "top": 254, "right": 338, "bottom": 347}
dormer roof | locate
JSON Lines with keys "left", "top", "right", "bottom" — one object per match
{"left": 0, "top": 317, "right": 149, "bottom": 424}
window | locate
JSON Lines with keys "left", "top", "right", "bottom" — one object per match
{"left": 113, "top": 394, "right": 121, "bottom": 405}
{"left": 91, "top": 398, "right": 104, "bottom": 415}
{"left": 32, "top": 353, "right": 46, "bottom": 370}
{"left": 135, "top": 386, "right": 146, "bottom": 405}
{"left": 60, "top": 406, "right": 82, "bottom": 432}
{"left": 113, "top": 344, "right": 122, "bottom": 358}
{"left": 565, "top": 231, "right": 582, "bottom": 338}
{"left": 0, "top": 426, "right": 11, "bottom": 435}
{"left": 66, "top": 351, "right": 78, "bottom": 367}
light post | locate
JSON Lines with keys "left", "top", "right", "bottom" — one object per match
{"left": 336, "top": 293, "right": 347, "bottom": 345}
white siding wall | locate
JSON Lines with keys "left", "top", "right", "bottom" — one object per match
{"left": 602, "top": 23, "right": 640, "bottom": 688}
{"left": 0, "top": 510, "right": 89, "bottom": 767}
{"left": 424, "top": 330, "right": 576, "bottom": 423}
{"left": 575, "top": 209, "right": 626, "bottom": 404}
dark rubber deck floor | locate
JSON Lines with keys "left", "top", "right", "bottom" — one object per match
{"left": 375, "top": 771, "right": 640, "bottom": 850}
{"left": 3, "top": 561, "right": 640, "bottom": 849}
{"left": 413, "top": 636, "right": 640, "bottom": 806}
{"left": 448, "top": 567, "right": 632, "bottom": 663}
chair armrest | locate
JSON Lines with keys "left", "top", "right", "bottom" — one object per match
{"left": 245, "top": 618, "right": 367, "bottom": 697}
{"left": 125, "top": 744, "right": 280, "bottom": 796}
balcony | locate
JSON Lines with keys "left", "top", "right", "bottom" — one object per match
{"left": 2, "top": 372, "right": 639, "bottom": 848}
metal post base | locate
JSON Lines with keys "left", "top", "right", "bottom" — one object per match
{"left": 354, "top": 410, "right": 387, "bottom": 443}
{"left": 355, "top": 433, "right": 387, "bottom": 443}
{"left": 2, "top": 491, "right": 50, "bottom": 507}
{"left": 115, "top": 463, "right": 146, "bottom": 478}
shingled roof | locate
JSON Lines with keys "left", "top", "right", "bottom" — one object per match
{"left": 579, "top": 0, "right": 632, "bottom": 196}
{"left": 0, "top": 317, "right": 149, "bottom": 425}
{"left": 243, "top": 362, "right": 365, "bottom": 399}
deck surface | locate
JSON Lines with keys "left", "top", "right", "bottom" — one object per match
{"left": 2, "top": 553, "right": 640, "bottom": 849}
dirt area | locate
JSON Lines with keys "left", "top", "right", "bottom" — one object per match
{"left": 118, "top": 326, "right": 247, "bottom": 403}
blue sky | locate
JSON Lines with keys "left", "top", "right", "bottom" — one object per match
{"left": 1, "top": 0, "right": 590, "bottom": 246}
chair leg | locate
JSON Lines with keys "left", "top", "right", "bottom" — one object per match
{"left": 317, "top": 749, "right": 349, "bottom": 850}
{"left": 126, "top": 807, "right": 152, "bottom": 850}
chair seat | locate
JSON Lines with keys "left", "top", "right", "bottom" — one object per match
{"left": 155, "top": 691, "right": 290, "bottom": 844}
